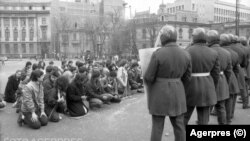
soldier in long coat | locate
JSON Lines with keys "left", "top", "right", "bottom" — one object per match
{"left": 207, "top": 30, "right": 232, "bottom": 125}
{"left": 220, "top": 34, "right": 240, "bottom": 124}
{"left": 144, "top": 25, "right": 192, "bottom": 141}
{"left": 239, "top": 36, "right": 250, "bottom": 108}
{"left": 229, "top": 34, "right": 250, "bottom": 109}
{"left": 184, "top": 28, "right": 220, "bottom": 125}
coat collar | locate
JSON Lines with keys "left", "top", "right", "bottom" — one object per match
{"left": 210, "top": 44, "right": 220, "bottom": 48}
{"left": 163, "top": 42, "right": 178, "bottom": 48}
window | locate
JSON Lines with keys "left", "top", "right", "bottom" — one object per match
{"left": 73, "top": 33, "right": 77, "bottom": 40}
{"left": 0, "top": 44, "right": 1, "bottom": 54}
{"left": 182, "top": 5, "right": 184, "bottom": 10}
{"left": 28, "top": 18, "right": 34, "bottom": 27}
{"left": 12, "top": 18, "right": 18, "bottom": 26}
{"left": 182, "top": 17, "right": 187, "bottom": 22}
{"left": 22, "top": 28, "right": 26, "bottom": 41}
{"left": 30, "top": 28, "right": 34, "bottom": 41}
{"left": 29, "top": 6, "right": 32, "bottom": 10}
{"left": 42, "top": 6, "right": 45, "bottom": 10}
{"left": 62, "top": 34, "right": 69, "bottom": 42}
{"left": 42, "top": 18, "right": 46, "bottom": 24}
{"left": 161, "top": 16, "right": 164, "bottom": 21}
{"left": 14, "top": 44, "right": 18, "bottom": 53}
{"left": 5, "top": 44, "right": 10, "bottom": 54}
{"left": 189, "top": 28, "right": 193, "bottom": 39}
{"left": 14, "top": 28, "right": 18, "bottom": 41}
{"left": 193, "top": 18, "right": 197, "bottom": 23}
{"left": 42, "top": 27, "right": 47, "bottom": 40}
{"left": 173, "top": 7, "right": 175, "bottom": 13}
{"left": 13, "top": 7, "right": 16, "bottom": 10}
{"left": 143, "top": 44, "right": 147, "bottom": 48}
{"left": 4, "top": 18, "right": 10, "bottom": 27}
{"left": 192, "top": 4, "right": 195, "bottom": 10}
{"left": 21, "top": 6, "right": 24, "bottom": 10}
{"left": 142, "top": 29, "right": 146, "bottom": 39}
{"left": 5, "top": 28, "right": 10, "bottom": 41}
{"left": 22, "top": 44, "right": 26, "bottom": 53}
{"left": 179, "top": 28, "right": 183, "bottom": 39}
{"left": 167, "top": 8, "right": 169, "bottom": 13}
{"left": 179, "top": 6, "right": 181, "bottom": 10}
{"left": 29, "top": 44, "right": 34, "bottom": 53}
{"left": 21, "top": 18, "right": 26, "bottom": 27}
{"left": 60, "top": 7, "right": 66, "bottom": 11}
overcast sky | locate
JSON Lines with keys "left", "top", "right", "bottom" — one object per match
{"left": 124, "top": 0, "right": 250, "bottom": 18}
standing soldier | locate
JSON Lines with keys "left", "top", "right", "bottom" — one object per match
{"left": 184, "top": 28, "right": 220, "bottom": 125}
{"left": 239, "top": 36, "right": 250, "bottom": 107}
{"left": 207, "top": 30, "right": 232, "bottom": 125}
{"left": 220, "top": 34, "right": 240, "bottom": 124}
{"left": 144, "top": 25, "right": 192, "bottom": 141}
{"left": 229, "top": 34, "right": 250, "bottom": 109}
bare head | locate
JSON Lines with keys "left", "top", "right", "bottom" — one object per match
{"left": 159, "top": 25, "right": 177, "bottom": 46}
{"left": 220, "top": 34, "right": 230, "bottom": 46}
{"left": 192, "top": 27, "right": 207, "bottom": 43}
{"left": 239, "top": 36, "right": 247, "bottom": 46}
{"left": 206, "top": 30, "right": 219, "bottom": 45}
{"left": 232, "top": 35, "right": 239, "bottom": 43}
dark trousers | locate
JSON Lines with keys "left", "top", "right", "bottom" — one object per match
{"left": 45, "top": 103, "right": 66, "bottom": 122}
{"left": 240, "top": 87, "right": 249, "bottom": 107}
{"left": 184, "top": 106, "right": 210, "bottom": 125}
{"left": 231, "top": 94, "right": 237, "bottom": 118}
{"left": 215, "top": 100, "right": 226, "bottom": 125}
{"left": 23, "top": 111, "right": 48, "bottom": 129}
{"left": 151, "top": 114, "right": 186, "bottom": 141}
{"left": 225, "top": 95, "right": 237, "bottom": 124}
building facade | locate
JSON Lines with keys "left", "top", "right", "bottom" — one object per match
{"left": 158, "top": 0, "right": 250, "bottom": 24}
{"left": 0, "top": 0, "right": 51, "bottom": 58}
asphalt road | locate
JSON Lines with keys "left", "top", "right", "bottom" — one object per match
{"left": 0, "top": 60, "right": 250, "bottom": 141}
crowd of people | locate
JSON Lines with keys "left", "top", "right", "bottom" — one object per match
{"left": 0, "top": 57, "right": 144, "bottom": 129}
{"left": 144, "top": 25, "right": 250, "bottom": 141}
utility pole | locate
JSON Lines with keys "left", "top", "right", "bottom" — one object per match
{"left": 235, "top": 0, "right": 239, "bottom": 36}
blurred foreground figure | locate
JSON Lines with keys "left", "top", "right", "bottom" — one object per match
{"left": 144, "top": 25, "right": 192, "bottom": 141}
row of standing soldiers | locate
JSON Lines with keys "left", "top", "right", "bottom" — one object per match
{"left": 144, "top": 25, "right": 250, "bottom": 141}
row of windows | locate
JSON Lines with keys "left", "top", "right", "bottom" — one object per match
{"left": 142, "top": 28, "right": 193, "bottom": 40}
{"left": 214, "top": 16, "right": 235, "bottom": 22}
{"left": 0, "top": 44, "right": 34, "bottom": 54}
{"left": 160, "top": 16, "right": 197, "bottom": 23}
{"left": 214, "top": 8, "right": 250, "bottom": 18}
{"left": 0, "top": 17, "right": 46, "bottom": 27}
{"left": 167, "top": 5, "right": 185, "bottom": 13}
{"left": 1, "top": 28, "right": 34, "bottom": 41}
{"left": 1, "top": 6, "right": 46, "bottom": 11}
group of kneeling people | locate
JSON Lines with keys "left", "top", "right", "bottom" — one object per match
{"left": 2, "top": 59, "right": 143, "bottom": 129}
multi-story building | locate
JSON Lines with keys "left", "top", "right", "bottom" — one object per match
{"left": 0, "top": 0, "right": 51, "bottom": 58}
{"left": 158, "top": 0, "right": 250, "bottom": 24}
{"left": 58, "top": 0, "right": 126, "bottom": 58}
{"left": 0, "top": 0, "right": 100, "bottom": 58}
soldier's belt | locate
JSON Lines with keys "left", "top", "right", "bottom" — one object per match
{"left": 191, "top": 73, "right": 210, "bottom": 77}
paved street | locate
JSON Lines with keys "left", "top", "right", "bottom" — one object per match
{"left": 0, "top": 61, "right": 250, "bottom": 141}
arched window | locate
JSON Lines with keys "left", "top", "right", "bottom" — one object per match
{"left": 142, "top": 29, "right": 147, "bottom": 39}
{"left": 189, "top": 28, "right": 193, "bottom": 39}
{"left": 5, "top": 28, "right": 10, "bottom": 41}
{"left": 22, "top": 28, "right": 26, "bottom": 41}
{"left": 179, "top": 28, "right": 183, "bottom": 39}
{"left": 14, "top": 28, "right": 18, "bottom": 41}
{"left": 30, "top": 28, "right": 34, "bottom": 41}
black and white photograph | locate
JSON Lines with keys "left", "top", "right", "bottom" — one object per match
{"left": 0, "top": 0, "right": 250, "bottom": 141}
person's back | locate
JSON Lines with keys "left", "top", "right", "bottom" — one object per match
{"left": 185, "top": 38, "right": 219, "bottom": 107}
{"left": 144, "top": 25, "right": 191, "bottom": 141}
